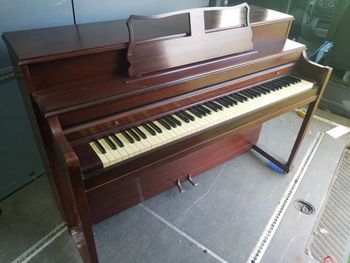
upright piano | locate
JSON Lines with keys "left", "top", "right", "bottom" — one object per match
{"left": 3, "top": 4, "right": 331, "bottom": 263}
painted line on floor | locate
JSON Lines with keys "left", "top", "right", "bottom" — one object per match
{"left": 247, "top": 131, "right": 324, "bottom": 263}
{"left": 313, "top": 114, "right": 349, "bottom": 127}
{"left": 140, "top": 204, "right": 228, "bottom": 263}
{"left": 12, "top": 222, "right": 67, "bottom": 263}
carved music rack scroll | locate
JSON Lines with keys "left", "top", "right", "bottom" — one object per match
{"left": 126, "top": 3, "right": 253, "bottom": 77}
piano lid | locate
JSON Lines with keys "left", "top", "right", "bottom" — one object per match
{"left": 2, "top": 6, "right": 293, "bottom": 66}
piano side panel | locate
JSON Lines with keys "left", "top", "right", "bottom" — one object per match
{"left": 87, "top": 126, "right": 261, "bottom": 224}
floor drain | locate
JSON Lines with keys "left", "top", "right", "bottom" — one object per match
{"left": 293, "top": 200, "right": 315, "bottom": 214}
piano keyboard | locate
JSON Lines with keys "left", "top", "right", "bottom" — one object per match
{"left": 89, "top": 76, "right": 314, "bottom": 168}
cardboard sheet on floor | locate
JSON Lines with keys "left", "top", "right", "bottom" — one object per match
{"left": 326, "top": 125, "right": 350, "bottom": 139}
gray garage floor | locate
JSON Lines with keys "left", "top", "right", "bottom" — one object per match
{"left": 1, "top": 110, "right": 349, "bottom": 263}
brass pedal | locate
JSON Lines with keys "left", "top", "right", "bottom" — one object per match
{"left": 187, "top": 174, "right": 198, "bottom": 186}
{"left": 176, "top": 179, "right": 185, "bottom": 193}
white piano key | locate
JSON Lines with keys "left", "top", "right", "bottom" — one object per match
{"left": 117, "top": 133, "right": 139, "bottom": 157}
{"left": 138, "top": 126, "right": 163, "bottom": 147}
{"left": 89, "top": 77, "right": 314, "bottom": 167}
{"left": 97, "top": 139, "right": 120, "bottom": 164}
{"left": 89, "top": 142, "right": 110, "bottom": 168}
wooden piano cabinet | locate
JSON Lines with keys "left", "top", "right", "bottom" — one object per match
{"left": 3, "top": 4, "right": 333, "bottom": 263}
{"left": 86, "top": 126, "right": 261, "bottom": 223}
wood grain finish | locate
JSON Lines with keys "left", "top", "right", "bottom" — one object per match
{"left": 47, "top": 116, "right": 98, "bottom": 263}
{"left": 126, "top": 5, "right": 253, "bottom": 76}
{"left": 88, "top": 126, "right": 261, "bottom": 223}
{"left": 2, "top": 5, "right": 292, "bottom": 65}
{"left": 66, "top": 63, "right": 295, "bottom": 142}
{"left": 38, "top": 40, "right": 304, "bottom": 130}
{"left": 2, "top": 4, "right": 332, "bottom": 263}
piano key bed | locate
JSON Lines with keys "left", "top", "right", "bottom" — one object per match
{"left": 85, "top": 76, "right": 314, "bottom": 169}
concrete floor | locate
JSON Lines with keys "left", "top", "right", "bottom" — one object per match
{"left": 0, "top": 110, "right": 349, "bottom": 263}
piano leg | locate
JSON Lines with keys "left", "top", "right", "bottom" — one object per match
{"left": 69, "top": 169, "right": 99, "bottom": 263}
{"left": 285, "top": 101, "right": 317, "bottom": 168}
{"left": 47, "top": 116, "right": 99, "bottom": 263}
{"left": 251, "top": 100, "right": 318, "bottom": 174}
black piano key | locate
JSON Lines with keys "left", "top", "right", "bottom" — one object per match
{"left": 251, "top": 86, "right": 266, "bottom": 94}
{"left": 229, "top": 94, "right": 244, "bottom": 103}
{"left": 189, "top": 108, "right": 202, "bottom": 118}
{"left": 221, "top": 97, "right": 233, "bottom": 106}
{"left": 239, "top": 90, "right": 253, "bottom": 99}
{"left": 169, "top": 115, "right": 182, "bottom": 126}
{"left": 111, "top": 134, "right": 124, "bottom": 147}
{"left": 204, "top": 102, "right": 218, "bottom": 112}
{"left": 134, "top": 127, "right": 147, "bottom": 139}
{"left": 256, "top": 85, "right": 270, "bottom": 93}
{"left": 128, "top": 129, "right": 141, "bottom": 141}
{"left": 93, "top": 140, "right": 106, "bottom": 154}
{"left": 225, "top": 96, "right": 238, "bottom": 105}
{"left": 194, "top": 106, "right": 207, "bottom": 116}
{"left": 158, "top": 119, "right": 172, "bottom": 130}
{"left": 263, "top": 82, "right": 278, "bottom": 91}
{"left": 292, "top": 76, "right": 301, "bottom": 82}
{"left": 176, "top": 112, "right": 190, "bottom": 123}
{"left": 264, "top": 82, "right": 277, "bottom": 91}
{"left": 163, "top": 116, "right": 177, "bottom": 128}
{"left": 104, "top": 137, "right": 116, "bottom": 150}
{"left": 215, "top": 98, "right": 229, "bottom": 108}
{"left": 245, "top": 89, "right": 260, "bottom": 97}
{"left": 122, "top": 131, "right": 135, "bottom": 143}
{"left": 273, "top": 79, "right": 288, "bottom": 87}
{"left": 149, "top": 122, "right": 163, "bottom": 133}
{"left": 289, "top": 76, "right": 301, "bottom": 83}
{"left": 195, "top": 106, "right": 206, "bottom": 116}
{"left": 270, "top": 80, "right": 283, "bottom": 89}
{"left": 251, "top": 88, "right": 263, "bottom": 95}
{"left": 280, "top": 76, "right": 292, "bottom": 83}
{"left": 169, "top": 115, "right": 181, "bottom": 126}
{"left": 143, "top": 123, "right": 156, "bottom": 136}
{"left": 211, "top": 101, "right": 223, "bottom": 110}
{"left": 276, "top": 78, "right": 290, "bottom": 86}
{"left": 197, "top": 105, "right": 211, "bottom": 114}
{"left": 182, "top": 111, "right": 195, "bottom": 121}
{"left": 259, "top": 83, "right": 271, "bottom": 91}
{"left": 236, "top": 93, "right": 249, "bottom": 100}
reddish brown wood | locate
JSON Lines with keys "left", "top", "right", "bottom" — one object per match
{"left": 47, "top": 116, "right": 98, "bottom": 263}
{"left": 2, "top": 6, "right": 292, "bottom": 65}
{"left": 2, "top": 5, "right": 332, "bottom": 263}
{"left": 88, "top": 126, "right": 261, "bottom": 223}
{"left": 126, "top": 5, "right": 253, "bottom": 76}
{"left": 27, "top": 40, "right": 303, "bottom": 122}
{"left": 66, "top": 64, "right": 295, "bottom": 142}
{"left": 285, "top": 51, "right": 332, "bottom": 168}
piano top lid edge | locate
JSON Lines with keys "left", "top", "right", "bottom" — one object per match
{"left": 2, "top": 5, "right": 293, "bottom": 66}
